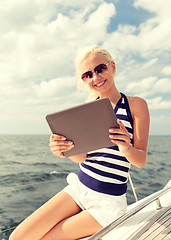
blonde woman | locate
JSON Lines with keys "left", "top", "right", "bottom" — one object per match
{"left": 10, "top": 46, "right": 150, "bottom": 240}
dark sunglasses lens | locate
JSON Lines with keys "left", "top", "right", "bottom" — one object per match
{"left": 81, "top": 71, "right": 93, "bottom": 81}
{"left": 81, "top": 63, "right": 108, "bottom": 82}
{"left": 95, "top": 64, "right": 108, "bottom": 74}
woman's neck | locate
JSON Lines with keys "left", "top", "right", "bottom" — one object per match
{"left": 99, "top": 87, "right": 121, "bottom": 107}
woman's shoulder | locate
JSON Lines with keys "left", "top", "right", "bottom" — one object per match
{"left": 127, "top": 95, "right": 149, "bottom": 118}
{"left": 127, "top": 95, "right": 147, "bottom": 106}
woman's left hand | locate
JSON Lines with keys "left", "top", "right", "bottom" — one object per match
{"left": 109, "top": 119, "right": 131, "bottom": 153}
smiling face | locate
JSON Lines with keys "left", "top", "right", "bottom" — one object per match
{"left": 79, "top": 52, "right": 116, "bottom": 98}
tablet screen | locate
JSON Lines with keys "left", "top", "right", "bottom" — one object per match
{"left": 46, "top": 98, "right": 119, "bottom": 157}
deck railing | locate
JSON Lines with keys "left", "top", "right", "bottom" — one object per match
{"left": 88, "top": 182, "right": 171, "bottom": 240}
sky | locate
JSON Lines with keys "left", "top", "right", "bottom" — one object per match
{"left": 0, "top": 0, "right": 171, "bottom": 135}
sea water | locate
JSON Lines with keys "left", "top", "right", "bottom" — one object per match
{"left": 0, "top": 135, "right": 170, "bottom": 239}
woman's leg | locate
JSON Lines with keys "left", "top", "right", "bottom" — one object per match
{"left": 41, "top": 210, "right": 103, "bottom": 240}
{"left": 9, "top": 191, "right": 82, "bottom": 240}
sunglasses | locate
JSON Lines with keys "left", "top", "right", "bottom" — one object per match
{"left": 81, "top": 62, "right": 112, "bottom": 83}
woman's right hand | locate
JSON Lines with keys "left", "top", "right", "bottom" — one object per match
{"left": 49, "top": 134, "right": 74, "bottom": 158}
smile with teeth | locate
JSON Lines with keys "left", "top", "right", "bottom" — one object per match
{"left": 94, "top": 80, "right": 106, "bottom": 87}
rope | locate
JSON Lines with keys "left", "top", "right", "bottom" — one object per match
{"left": 0, "top": 178, "right": 66, "bottom": 191}
{"left": 0, "top": 226, "right": 16, "bottom": 234}
{"left": 134, "top": 182, "right": 159, "bottom": 190}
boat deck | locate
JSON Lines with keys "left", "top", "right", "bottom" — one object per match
{"left": 129, "top": 204, "right": 171, "bottom": 240}
{"left": 102, "top": 184, "right": 171, "bottom": 240}
{"left": 83, "top": 181, "right": 171, "bottom": 240}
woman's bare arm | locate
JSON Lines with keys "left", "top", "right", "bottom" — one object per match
{"left": 109, "top": 97, "right": 150, "bottom": 168}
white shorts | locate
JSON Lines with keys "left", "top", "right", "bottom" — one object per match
{"left": 63, "top": 173, "right": 127, "bottom": 227}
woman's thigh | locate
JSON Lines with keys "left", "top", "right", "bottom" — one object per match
{"left": 41, "top": 210, "right": 103, "bottom": 240}
{"left": 10, "top": 191, "right": 81, "bottom": 240}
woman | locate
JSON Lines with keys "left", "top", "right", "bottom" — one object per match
{"left": 9, "top": 46, "right": 150, "bottom": 240}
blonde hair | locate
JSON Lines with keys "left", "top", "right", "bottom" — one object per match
{"left": 75, "top": 45, "right": 114, "bottom": 100}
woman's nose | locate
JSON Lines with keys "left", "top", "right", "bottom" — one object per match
{"left": 92, "top": 71, "right": 103, "bottom": 81}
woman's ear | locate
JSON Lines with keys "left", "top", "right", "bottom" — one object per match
{"left": 111, "top": 61, "right": 116, "bottom": 76}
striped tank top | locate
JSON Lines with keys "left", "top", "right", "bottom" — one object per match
{"left": 77, "top": 93, "right": 134, "bottom": 196}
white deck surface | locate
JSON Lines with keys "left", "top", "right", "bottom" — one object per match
{"left": 80, "top": 182, "right": 171, "bottom": 240}
{"left": 102, "top": 185, "right": 171, "bottom": 240}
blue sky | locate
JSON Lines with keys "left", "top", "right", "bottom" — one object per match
{"left": 0, "top": 0, "right": 171, "bottom": 135}
{"left": 108, "top": 0, "right": 154, "bottom": 32}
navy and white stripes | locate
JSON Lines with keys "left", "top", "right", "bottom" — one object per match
{"left": 78, "top": 93, "right": 134, "bottom": 196}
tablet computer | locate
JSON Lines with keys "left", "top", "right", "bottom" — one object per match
{"left": 46, "top": 97, "right": 119, "bottom": 157}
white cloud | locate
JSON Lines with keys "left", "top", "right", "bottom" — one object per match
{"left": 142, "top": 58, "right": 158, "bottom": 69}
{"left": 103, "top": 0, "right": 171, "bottom": 60}
{"left": 133, "top": 0, "right": 171, "bottom": 57}
{"left": 162, "top": 66, "right": 171, "bottom": 76}
{"left": 0, "top": 1, "right": 116, "bottom": 86}
{"left": 32, "top": 77, "right": 76, "bottom": 99}
{"left": 0, "top": 0, "right": 104, "bottom": 32}
{"left": 0, "top": 1, "right": 117, "bottom": 129}
{"left": 0, "top": 0, "right": 171, "bottom": 134}
{"left": 125, "top": 77, "right": 156, "bottom": 96}
{"left": 125, "top": 76, "right": 171, "bottom": 98}
{"left": 147, "top": 97, "right": 171, "bottom": 109}
{"left": 134, "top": 0, "right": 171, "bottom": 16}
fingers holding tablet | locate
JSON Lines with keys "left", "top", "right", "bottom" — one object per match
{"left": 49, "top": 134, "right": 74, "bottom": 158}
